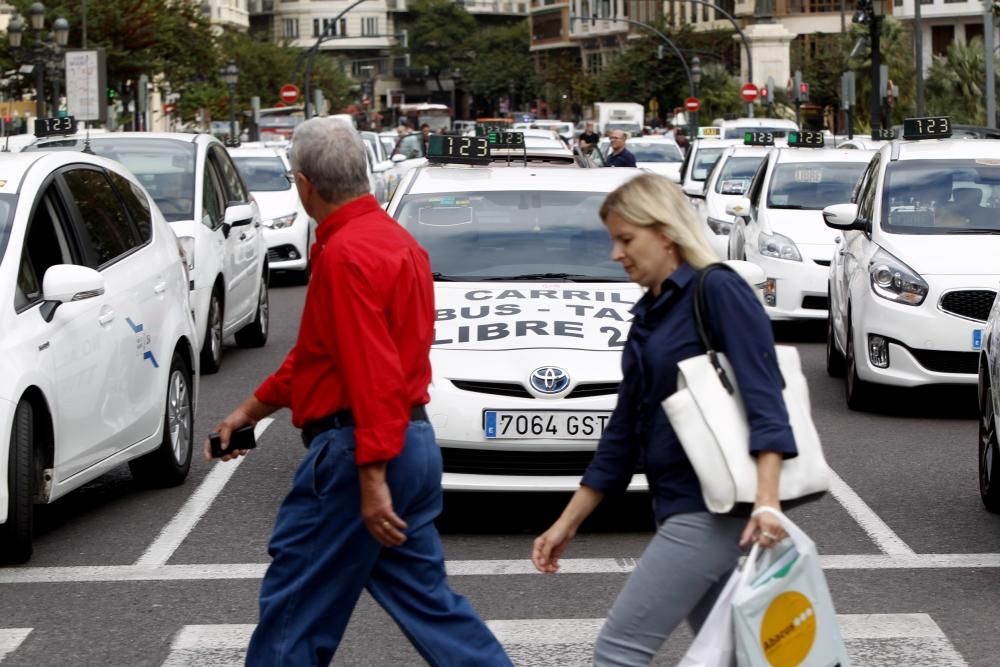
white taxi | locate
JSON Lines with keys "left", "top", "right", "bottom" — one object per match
{"left": 0, "top": 149, "right": 199, "bottom": 563}
{"left": 700, "top": 143, "right": 770, "bottom": 258}
{"left": 726, "top": 132, "right": 873, "bottom": 320}
{"left": 228, "top": 144, "right": 313, "bottom": 283}
{"left": 386, "top": 137, "right": 645, "bottom": 491}
{"left": 679, "top": 133, "right": 741, "bottom": 199}
{"left": 628, "top": 136, "right": 684, "bottom": 183}
{"left": 824, "top": 117, "right": 1000, "bottom": 409}
{"left": 28, "top": 133, "right": 270, "bottom": 374}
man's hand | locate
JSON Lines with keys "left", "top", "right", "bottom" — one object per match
{"left": 204, "top": 396, "right": 275, "bottom": 462}
{"left": 359, "top": 462, "right": 407, "bottom": 546}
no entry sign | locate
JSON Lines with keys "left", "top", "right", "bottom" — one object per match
{"left": 740, "top": 83, "right": 759, "bottom": 102}
{"left": 685, "top": 97, "right": 700, "bottom": 112}
{"left": 280, "top": 84, "right": 300, "bottom": 105}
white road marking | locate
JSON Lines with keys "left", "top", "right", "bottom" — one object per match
{"left": 134, "top": 418, "right": 274, "bottom": 567}
{"left": 4, "top": 553, "right": 1000, "bottom": 584}
{"left": 0, "top": 629, "right": 31, "bottom": 663}
{"left": 828, "top": 469, "right": 917, "bottom": 557}
{"left": 157, "top": 615, "right": 967, "bottom": 667}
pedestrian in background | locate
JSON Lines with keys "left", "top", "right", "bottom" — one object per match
{"left": 578, "top": 121, "right": 601, "bottom": 147}
{"left": 419, "top": 123, "right": 432, "bottom": 155}
{"left": 207, "top": 117, "right": 512, "bottom": 667}
{"left": 605, "top": 130, "right": 637, "bottom": 168}
{"left": 532, "top": 173, "right": 794, "bottom": 666}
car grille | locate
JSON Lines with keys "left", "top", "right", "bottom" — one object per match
{"left": 907, "top": 348, "right": 980, "bottom": 375}
{"left": 449, "top": 380, "right": 620, "bottom": 399}
{"left": 441, "top": 448, "right": 598, "bottom": 475}
{"left": 801, "top": 296, "right": 829, "bottom": 310}
{"left": 939, "top": 290, "right": 996, "bottom": 322}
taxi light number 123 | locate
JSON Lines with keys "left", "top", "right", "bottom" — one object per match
{"left": 446, "top": 136, "right": 478, "bottom": 157}
{"left": 913, "top": 117, "right": 950, "bottom": 135}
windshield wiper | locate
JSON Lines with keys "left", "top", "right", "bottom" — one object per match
{"left": 768, "top": 204, "right": 813, "bottom": 210}
{"left": 481, "top": 273, "right": 625, "bottom": 282}
{"left": 943, "top": 228, "right": 1000, "bottom": 235}
{"left": 432, "top": 272, "right": 461, "bottom": 281}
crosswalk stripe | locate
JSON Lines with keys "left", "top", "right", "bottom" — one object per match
{"left": 153, "top": 614, "right": 967, "bottom": 667}
{"left": 0, "top": 629, "right": 32, "bottom": 663}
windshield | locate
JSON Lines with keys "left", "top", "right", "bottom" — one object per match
{"left": 232, "top": 156, "right": 291, "bottom": 192}
{"left": 881, "top": 159, "right": 1000, "bottom": 234}
{"left": 724, "top": 127, "right": 792, "bottom": 139}
{"left": 629, "top": 142, "right": 683, "bottom": 163}
{"left": 692, "top": 147, "right": 724, "bottom": 181}
{"left": 395, "top": 191, "right": 627, "bottom": 281}
{"left": 0, "top": 194, "right": 19, "bottom": 267}
{"left": 714, "top": 156, "right": 764, "bottom": 195}
{"left": 766, "top": 162, "right": 867, "bottom": 210}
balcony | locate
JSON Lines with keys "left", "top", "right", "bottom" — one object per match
{"left": 248, "top": 0, "right": 274, "bottom": 13}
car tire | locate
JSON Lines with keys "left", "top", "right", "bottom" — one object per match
{"left": 129, "top": 351, "right": 194, "bottom": 488}
{"left": 235, "top": 276, "right": 269, "bottom": 348}
{"left": 0, "top": 401, "right": 34, "bottom": 564}
{"left": 979, "top": 375, "right": 1000, "bottom": 512}
{"left": 199, "top": 287, "right": 223, "bottom": 375}
{"left": 826, "top": 305, "right": 846, "bottom": 378}
{"left": 845, "top": 320, "right": 875, "bottom": 411}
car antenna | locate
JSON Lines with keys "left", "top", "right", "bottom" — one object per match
{"left": 82, "top": 127, "right": 94, "bottom": 155}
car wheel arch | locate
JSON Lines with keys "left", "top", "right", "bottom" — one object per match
{"left": 17, "top": 386, "right": 53, "bottom": 502}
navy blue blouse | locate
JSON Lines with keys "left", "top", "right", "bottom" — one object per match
{"left": 580, "top": 262, "right": 797, "bottom": 522}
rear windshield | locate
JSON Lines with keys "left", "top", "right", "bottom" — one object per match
{"left": 766, "top": 162, "right": 868, "bottom": 210}
{"left": 232, "top": 156, "right": 291, "bottom": 192}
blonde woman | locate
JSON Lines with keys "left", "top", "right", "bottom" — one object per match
{"left": 532, "top": 173, "right": 796, "bottom": 666}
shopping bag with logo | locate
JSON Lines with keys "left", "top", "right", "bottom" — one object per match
{"left": 732, "top": 508, "right": 849, "bottom": 667}
{"left": 677, "top": 568, "right": 740, "bottom": 667}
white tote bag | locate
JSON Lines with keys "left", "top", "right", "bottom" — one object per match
{"left": 678, "top": 568, "right": 740, "bottom": 667}
{"left": 732, "top": 508, "right": 850, "bottom": 667}
{"left": 661, "top": 265, "right": 830, "bottom": 513}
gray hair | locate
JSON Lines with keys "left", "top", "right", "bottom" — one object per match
{"left": 289, "top": 117, "right": 370, "bottom": 203}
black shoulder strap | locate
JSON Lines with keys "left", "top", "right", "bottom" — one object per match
{"left": 693, "top": 264, "right": 737, "bottom": 394}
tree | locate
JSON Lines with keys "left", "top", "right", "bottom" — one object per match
{"left": 461, "top": 22, "right": 536, "bottom": 116}
{"left": 697, "top": 62, "right": 743, "bottom": 122}
{"left": 924, "top": 38, "right": 999, "bottom": 125}
{"left": 847, "top": 18, "right": 915, "bottom": 127}
{"left": 404, "top": 0, "right": 476, "bottom": 96}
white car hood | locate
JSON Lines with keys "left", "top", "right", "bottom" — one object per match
{"left": 432, "top": 282, "right": 642, "bottom": 351}
{"left": 765, "top": 209, "right": 841, "bottom": 248}
{"left": 251, "top": 189, "right": 298, "bottom": 222}
{"left": 638, "top": 163, "right": 682, "bottom": 183}
{"left": 877, "top": 234, "right": 1000, "bottom": 276}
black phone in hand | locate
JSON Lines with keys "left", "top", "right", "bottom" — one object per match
{"left": 209, "top": 425, "right": 257, "bottom": 458}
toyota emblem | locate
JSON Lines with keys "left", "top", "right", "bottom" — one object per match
{"left": 529, "top": 367, "right": 570, "bottom": 394}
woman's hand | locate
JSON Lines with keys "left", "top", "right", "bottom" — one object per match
{"left": 532, "top": 519, "right": 577, "bottom": 573}
{"left": 740, "top": 505, "right": 787, "bottom": 549}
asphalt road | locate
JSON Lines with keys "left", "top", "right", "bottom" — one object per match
{"left": 2, "top": 278, "right": 999, "bottom": 666}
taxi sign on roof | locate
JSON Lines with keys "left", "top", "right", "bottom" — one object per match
{"left": 902, "top": 116, "right": 951, "bottom": 141}
{"left": 744, "top": 130, "right": 775, "bottom": 146}
{"left": 34, "top": 116, "right": 77, "bottom": 139}
{"left": 476, "top": 123, "right": 509, "bottom": 137}
{"left": 871, "top": 128, "right": 896, "bottom": 141}
{"left": 488, "top": 131, "right": 525, "bottom": 149}
{"left": 787, "top": 130, "right": 824, "bottom": 147}
{"left": 698, "top": 126, "right": 722, "bottom": 139}
{"left": 426, "top": 135, "right": 490, "bottom": 165}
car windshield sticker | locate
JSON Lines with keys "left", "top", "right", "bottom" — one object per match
{"left": 431, "top": 288, "right": 637, "bottom": 350}
{"left": 126, "top": 316, "right": 159, "bottom": 368}
{"left": 794, "top": 168, "right": 823, "bottom": 183}
{"left": 721, "top": 179, "right": 748, "bottom": 195}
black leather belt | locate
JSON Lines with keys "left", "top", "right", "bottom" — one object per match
{"left": 301, "top": 405, "right": 428, "bottom": 447}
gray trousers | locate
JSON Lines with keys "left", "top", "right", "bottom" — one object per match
{"left": 593, "top": 512, "right": 746, "bottom": 667}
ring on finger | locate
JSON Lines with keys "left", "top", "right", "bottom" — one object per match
{"left": 760, "top": 531, "right": 777, "bottom": 541}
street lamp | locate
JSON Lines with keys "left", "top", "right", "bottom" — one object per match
{"left": 853, "top": 0, "right": 885, "bottom": 133}
{"left": 691, "top": 56, "right": 702, "bottom": 143}
{"left": 221, "top": 60, "right": 239, "bottom": 142}
{"left": 7, "top": 3, "right": 70, "bottom": 120}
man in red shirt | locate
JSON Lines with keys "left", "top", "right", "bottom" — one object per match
{"left": 206, "top": 118, "right": 511, "bottom": 666}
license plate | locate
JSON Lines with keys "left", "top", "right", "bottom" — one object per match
{"left": 974, "top": 329, "right": 983, "bottom": 351}
{"left": 483, "top": 410, "right": 611, "bottom": 440}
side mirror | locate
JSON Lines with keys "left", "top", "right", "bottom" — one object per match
{"left": 391, "top": 154, "right": 407, "bottom": 163}
{"left": 725, "top": 197, "right": 751, "bottom": 219}
{"left": 822, "top": 203, "right": 866, "bottom": 231}
{"left": 40, "top": 264, "right": 105, "bottom": 323}
{"left": 225, "top": 203, "right": 255, "bottom": 227}
{"left": 683, "top": 183, "right": 704, "bottom": 199}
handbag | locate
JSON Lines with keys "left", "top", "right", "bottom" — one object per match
{"left": 732, "top": 507, "right": 850, "bottom": 667}
{"left": 661, "top": 264, "right": 830, "bottom": 513}
{"left": 678, "top": 568, "right": 740, "bottom": 667}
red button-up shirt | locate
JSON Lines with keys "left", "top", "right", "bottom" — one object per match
{"left": 255, "top": 195, "right": 434, "bottom": 465}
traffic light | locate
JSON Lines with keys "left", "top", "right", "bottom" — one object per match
{"left": 799, "top": 81, "right": 809, "bottom": 102}
{"left": 108, "top": 87, "right": 117, "bottom": 102}
{"left": 760, "top": 87, "right": 770, "bottom": 104}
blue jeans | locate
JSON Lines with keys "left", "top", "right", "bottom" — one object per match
{"left": 246, "top": 420, "right": 511, "bottom": 667}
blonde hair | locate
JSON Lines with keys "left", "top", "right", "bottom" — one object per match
{"left": 599, "top": 172, "right": 718, "bottom": 269}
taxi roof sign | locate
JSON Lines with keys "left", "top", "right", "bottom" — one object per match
{"left": 871, "top": 128, "right": 896, "bottom": 141}
{"left": 426, "top": 134, "right": 490, "bottom": 165}
{"left": 34, "top": 116, "right": 77, "bottom": 139}
{"left": 902, "top": 116, "right": 951, "bottom": 141}
{"left": 487, "top": 131, "right": 525, "bottom": 149}
{"left": 697, "top": 126, "right": 722, "bottom": 139}
{"left": 744, "top": 130, "right": 775, "bottom": 146}
{"left": 787, "top": 130, "right": 824, "bottom": 148}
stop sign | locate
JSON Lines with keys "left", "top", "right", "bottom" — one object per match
{"left": 685, "top": 97, "right": 700, "bottom": 113}
{"left": 740, "top": 83, "right": 759, "bottom": 102}
{"left": 280, "top": 84, "right": 300, "bottom": 105}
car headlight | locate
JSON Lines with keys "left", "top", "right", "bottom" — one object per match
{"left": 706, "top": 217, "right": 734, "bottom": 235}
{"left": 868, "top": 248, "right": 928, "bottom": 306}
{"left": 264, "top": 213, "right": 297, "bottom": 229}
{"left": 758, "top": 231, "right": 802, "bottom": 262}
{"left": 176, "top": 235, "right": 195, "bottom": 272}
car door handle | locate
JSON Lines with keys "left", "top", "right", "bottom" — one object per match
{"left": 98, "top": 311, "right": 114, "bottom": 325}
{"left": 154, "top": 281, "right": 167, "bottom": 294}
